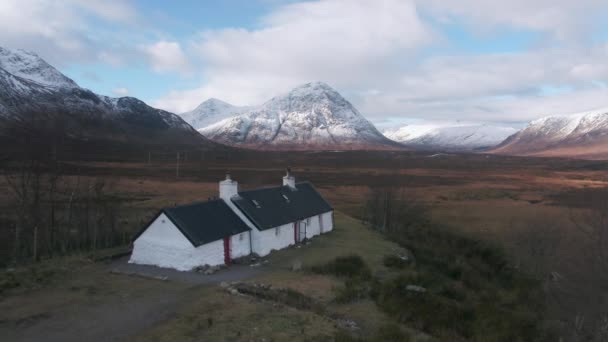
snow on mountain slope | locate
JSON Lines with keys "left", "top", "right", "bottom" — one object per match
{"left": 0, "top": 46, "right": 208, "bottom": 145}
{"left": 492, "top": 108, "right": 608, "bottom": 159}
{"left": 180, "top": 98, "right": 251, "bottom": 129}
{"left": 198, "top": 82, "right": 397, "bottom": 150}
{"left": 0, "top": 47, "right": 77, "bottom": 88}
{"left": 384, "top": 124, "right": 517, "bottom": 150}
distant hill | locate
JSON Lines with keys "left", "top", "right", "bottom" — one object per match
{"left": 491, "top": 108, "right": 608, "bottom": 159}
{"left": 384, "top": 124, "right": 517, "bottom": 151}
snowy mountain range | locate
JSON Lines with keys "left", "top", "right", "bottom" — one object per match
{"left": 0, "top": 46, "right": 207, "bottom": 146}
{"left": 492, "top": 108, "right": 608, "bottom": 159}
{"left": 183, "top": 82, "right": 398, "bottom": 150}
{"left": 384, "top": 124, "right": 518, "bottom": 150}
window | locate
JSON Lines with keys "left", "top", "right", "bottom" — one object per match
{"left": 275, "top": 227, "right": 280, "bottom": 236}
{"left": 239, "top": 233, "right": 244, "bottom": 241}
{"left": 252, "top": 199, "right": 261, "bottom": 208}
{"left": 306, "top": 217, "right": 311, "bottom": 225}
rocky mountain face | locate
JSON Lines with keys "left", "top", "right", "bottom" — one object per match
{"left": 491, "top": 108, "right": 608, "bottom": 159}
{"left": 191, "top": 82, "right": 398, "bottom": 150}
{"left": 0, "top": 46, "right": 209, "bottom": 148}
{"left": 384, "top": 124, "right": 517, "bottom": 151}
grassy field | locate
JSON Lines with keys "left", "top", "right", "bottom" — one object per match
{"left": 2, "top": 150, "right": 607, "bottom": 340}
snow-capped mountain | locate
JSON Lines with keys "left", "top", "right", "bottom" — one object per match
{"left": 492, "top": 108, "right": 608, "bottom": 159}
{"left": 197, "top": 82, "right": 398, "bottom": 150}
{"left": 180, "top": 98, "right": 250, "bottom": 129}
{"left": 0, "top": 47, "right": 77, "bottom": 89}
{"left": 0, "top": 46, "right": 208, "bottom": 146}
{"left": 384, "top": 124, "right": 517, "bottom": 150}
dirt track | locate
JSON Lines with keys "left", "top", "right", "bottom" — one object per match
{"left": 0, "top": 258, "right": 266, "bottom": 342}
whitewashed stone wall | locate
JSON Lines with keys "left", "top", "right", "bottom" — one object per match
{"left": 230, "top": 231, "right": 251, "bottom": 259}
{"left": 130, "top": 213, "right": 242, "bottom": 271}
{"left": 252, "top": 222, "right": 295, "bottom": 257}
{"left": 321, "top": 211, "right": 334, "bottom": 233}
{"left": 303, "top": 216, "right": 321, "bottom": 239}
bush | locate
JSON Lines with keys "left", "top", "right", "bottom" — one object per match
{"left": 333, "top": 278, "right": 373, "bottom": 303}
{"left": 310, "top": 255, "right": 371, "bottom": 280}
{"left": 383, "top": 254, "right": 408, "bottom": 269}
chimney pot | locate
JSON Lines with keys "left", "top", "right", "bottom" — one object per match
{"left": 283, "top": 167, "right": 295, "bottom": 188}
{"left": 219, "top": 173, "right": 238, "bottom": 200}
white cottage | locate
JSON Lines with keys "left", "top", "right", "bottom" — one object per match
{"left": 129, "top": 169, "right": 334, "bottom": 271}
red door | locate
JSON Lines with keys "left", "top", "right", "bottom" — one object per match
{"left": 223, "top": 237, "right": 231, "bottom": 265}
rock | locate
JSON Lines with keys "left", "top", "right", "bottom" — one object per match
{"left": 229, "top": 288, "right": 239, "bottom": 295}
{"left": 406, "top": 285, "right": 426, "bottom": 293}
{"left": 203, "top": 265, "right": 222, "bottom": 275}
{"left": 291, "top": 260, "right": 302, "bottom": 271}
{"left": 336, "top": 318, "right": 359, "bottom": 331}
{"left": 549, "top": 271, "right": 563, "bottom": 282}
{"left": 219, "top": 281, "right": 229, "bottom": 288}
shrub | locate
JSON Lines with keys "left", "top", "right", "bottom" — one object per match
{"left": 310, "top": 255, "right": 371, "bottom": 280}
{"left": 333, "top": 278, "right": 373, "bottom": 303}
{"left": 383, "top": 254, "right": 408, "bottom": 269}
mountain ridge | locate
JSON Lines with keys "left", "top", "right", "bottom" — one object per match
{"left": 384, "top": 124, "right": 518, "bottom": 150}
{"left": 0, "top": 46, "right": 212, "bottom": 148}
{"left": 492, "top": 108, "right": 608, "bottom": 159}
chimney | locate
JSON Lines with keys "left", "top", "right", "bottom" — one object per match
{"left": 282, "top": 167, "right": 296, "bottom": 188}
{"left": 219, "top": 172, "right": 238, "bottom": 200}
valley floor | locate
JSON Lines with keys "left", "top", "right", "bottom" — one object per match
{"left": 2, "top": 150, "right": 607, "bottom": 340}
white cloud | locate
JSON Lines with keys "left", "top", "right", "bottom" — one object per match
{"left": 112, "top": 87, "right": 129, "bottom": 96}
{"left": 141, "top": 41, "right": 191, "bottom": 75}
{"left": 417, "top": 0, "right": 608, "bottom": 42}
{"left": 0, "top": 0, "right": 139, "bottom": 66}
{"left": 153, "top": 0, "right": 608, "bottom": 124}
{"left": 154, "top": 0, "right": 434, "bottom": 112}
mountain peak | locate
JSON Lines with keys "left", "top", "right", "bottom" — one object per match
{"left": 282, "top": 81, "right": 341, "bottom": 99}
{"left": 195, "top": 97, "right": 234, "bottom": 109}
{"left": 0, "top": 46, "right": 78, "bottom": 89}
{"left": 197, "top": 81, "right": 395, "bottom": 150}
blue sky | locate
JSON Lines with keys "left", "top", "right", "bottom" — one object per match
{"left": 1, "top": 0, "right": 608, "bottom": 127}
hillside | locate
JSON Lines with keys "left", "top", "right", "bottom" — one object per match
{"left": 384, "top": 124, "right": 517, "bottom": 150}
{"left": 492, "top": 108, "right": 608, "bottom": 159}
{"left": 0, "top": 46, "right": 216, "bottom": 155}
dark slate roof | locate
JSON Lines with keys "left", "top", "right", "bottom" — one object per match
{"left": 135, "top": 199, "right": 250, "bottom": 247}
{"left": 231, "top": 181, "right": 333, "bottom": 230}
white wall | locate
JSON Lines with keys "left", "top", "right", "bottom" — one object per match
{"left": 321, "top": 211, "right": 334, "bottom": 233}
{"left": 252, "top": 222, "right": 295, "bottom": 257}
{"left": 130, "top": 213, "right": 248, "bottom": 271}
{"left": 230, "top": 231, "right": 251, "bottom": 259}
{"left": 303, "top": 216, "right": 321, "bottom": 239}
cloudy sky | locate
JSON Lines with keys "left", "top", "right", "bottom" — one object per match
{"left": 2, "top": 0, "right": 608, "bottom": 128}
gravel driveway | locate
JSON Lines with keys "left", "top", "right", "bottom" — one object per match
{"left": 109, "top": 257, "right": 266, "bottom": 285}
{"left": 0, "top": 257, "right": 268, "bottom": 342}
